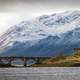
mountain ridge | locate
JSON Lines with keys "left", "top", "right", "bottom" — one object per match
{"left": 0, "top": 10, "right": 80, "bottom": 56}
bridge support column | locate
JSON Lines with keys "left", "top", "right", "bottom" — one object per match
{"left": 0, "top": 58, "right": 3, "bottom": 64}
{"left": 35, "top": 57, "right": 40, "bottom": 64}
{"left": 8, "top": 58, "right": 12, "bottom": 66}
{"left": 23, "top": 57, "right": 27, "bottom": 67}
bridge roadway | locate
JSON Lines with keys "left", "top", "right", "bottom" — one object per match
{"left": 0, "top": 67, "right": 80, "bottom": 80}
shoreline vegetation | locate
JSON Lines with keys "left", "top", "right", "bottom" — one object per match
{"left": 32, "top": 53, "right": 80, "bottom": 67}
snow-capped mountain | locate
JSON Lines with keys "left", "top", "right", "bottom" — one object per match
{"left": 0, "top": 10, "right": 80, "bottom": 56}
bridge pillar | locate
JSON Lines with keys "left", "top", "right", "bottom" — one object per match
{"left": 0, "top": 58, "right": 3, "bottom": 64}
{"left": 23, "top": 57, "right": 27, "bottom": 67}
{"left": 35, "top": 57, "right": 40, "bottom": 64}
{"left": 8, "top": 57, "right": 12, "bottom": 66}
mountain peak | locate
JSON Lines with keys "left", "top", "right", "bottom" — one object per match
{"left": 0, "top": 10, "right": 80, "bottom": 56}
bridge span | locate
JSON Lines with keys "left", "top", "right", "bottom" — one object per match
{"left": 0, "top": 56, "right": 50, "bottom": 67}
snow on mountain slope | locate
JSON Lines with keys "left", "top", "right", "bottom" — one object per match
{"left": 0, "top": 11, "right": 80, "bottom": 56}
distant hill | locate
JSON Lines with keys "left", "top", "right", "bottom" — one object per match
{"left": 0, "top": 11, "right": 80, "bottom": 56}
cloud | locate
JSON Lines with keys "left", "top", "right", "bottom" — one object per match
{"left": 0, "top": 0, "right": 80, "bottom": 13}
{"left": 0, "top": 0, "right": 79, "bottom": 34}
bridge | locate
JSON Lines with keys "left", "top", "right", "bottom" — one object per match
{"left": 0, "top": 57, "right": 50, "bottom": 67}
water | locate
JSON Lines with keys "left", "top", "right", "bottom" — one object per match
{"left": 0, "top": 67, "right": 80, "bottom": 80}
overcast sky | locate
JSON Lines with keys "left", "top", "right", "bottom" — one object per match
{"left": 0, "top": 0, "right": 80, "bottom": 34}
